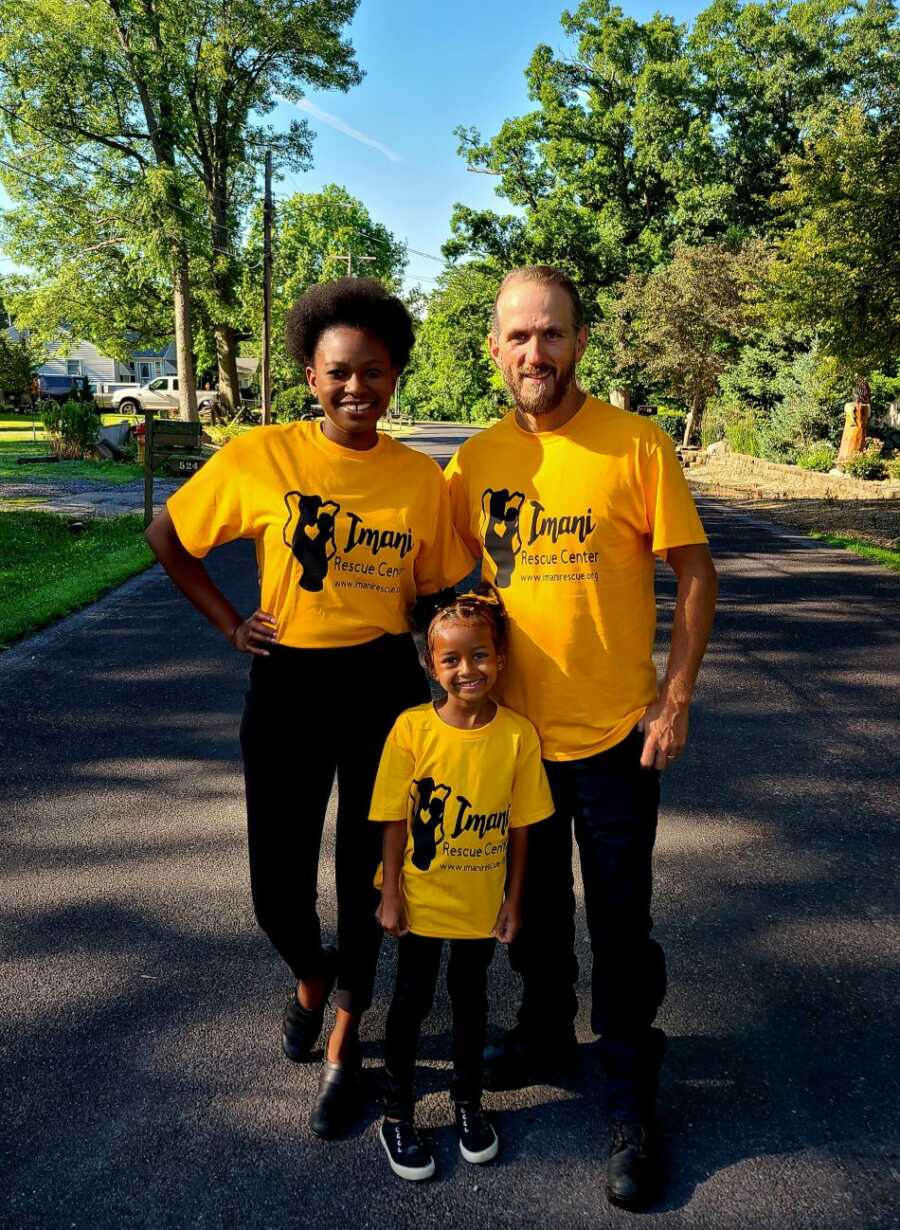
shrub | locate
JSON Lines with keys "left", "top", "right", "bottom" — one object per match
{"left": 273, "top": 384, "right": 315, "bottom": 421}
{"left": 651, "top": 407, "right": 687, "bottom": 443}
{"left": 885, "top": 457, "right": 900, "bottom": 481}
{"left": 724, "top": 415, "right": 761, "bottom": 456}
{"left": 796, "top": 442, "right": 837, "bottom": 472}
{"left": 843, "top": 453, "right": 888, "bottom": 480}
{"left": 40, "top": 399, "right": 98, "bottom": 458}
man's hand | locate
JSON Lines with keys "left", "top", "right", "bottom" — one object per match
{"left": 492, "top": 900, "right": 521, "bottom": 945}
{"left": 639, "top": 696, "right": 689, "bottom": 771}
{"left": 230, "top": 609, "right": 277, "bottom": 656}
{"left": 376, "top": 891, "right": 409, "bottom": 938}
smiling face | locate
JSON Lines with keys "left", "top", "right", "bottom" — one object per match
{"left": 306, "top": 325, "right": 399, "bottom": 449}
{"left": 430, "top": 617, "right": 504, "bottom": 712}
{"left": 489, "top": 278, "right": 588, "bottom": 424}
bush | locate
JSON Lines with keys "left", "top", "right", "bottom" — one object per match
{"left": 40, "top": 399, "right": 98, "bottom": 458}
{"left": 885, "top": 457, "right": 900, "bottom": 481}
{"left": 724, "top": 414, "right": 761, "bottom": 456}
{"left": 650, "top": 408, "right": 687, "bottom": 443}
{"left": 843, "top": 453, "right": 888, "bottom": 480}
{"left": 273, "top": 384, "right": 315, "bottom": 421}
{"left": 796, "top": 442, "right": 837, "bottom": 472}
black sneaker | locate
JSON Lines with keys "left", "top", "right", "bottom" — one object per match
{"left": 282, "top": 948, "right": 337, "bottom": 1062}
{"left": 483, "top": 1026, "right": 578, "bottom": 1091}
{"left": 606, "top": 1121, "right": 658, "bottom": 1209}
{"left": 379, "top": 1119, "right": 435, "bottom": 1181}
{"left": 309, "top": 1050, "right": 361, "bottom": 1140}
{"left": 454, "top": 1102, "right": 499, "bottom": 1164}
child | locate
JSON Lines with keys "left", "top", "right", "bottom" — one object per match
{"left": 369, "top": 586, "right": 554, "bottom": 1181}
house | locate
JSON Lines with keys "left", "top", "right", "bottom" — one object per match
{"left": 7, "top": 329, "right": 177, "bottom": 389}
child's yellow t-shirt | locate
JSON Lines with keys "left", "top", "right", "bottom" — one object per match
{"left": 445, "top": 397, "right": 708, "bottom": 760}
{"left": 166, "top": 421, "right": 473, "bottom": 648}
{"left": 369, "top": 702, "right": 554, "bottom": 940}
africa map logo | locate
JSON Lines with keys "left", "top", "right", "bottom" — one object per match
{"left": 481, "top": 488, "right": 525, "bottom": 588}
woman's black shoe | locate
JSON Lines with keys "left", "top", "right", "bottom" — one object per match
{"left": 309, "top": 1053, "right": 361, "bottom": 1139}
{"left": 606, "top": 1121, "right": 658, "bottom": 1209}
{"left": 282, "top": 949, "right": 337, "bottom": 1061}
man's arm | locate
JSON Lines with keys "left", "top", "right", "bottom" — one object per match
{"left": 640, "top": 542, "right": 718, "bottom": 771}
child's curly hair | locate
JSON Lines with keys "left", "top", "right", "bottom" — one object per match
{"left": 426, "top": 582, "right": 508, "bottom": 666}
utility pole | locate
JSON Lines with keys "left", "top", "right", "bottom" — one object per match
{"left": 336, "top": 252, "right": 376, "bottom": 277}
{"left": 261, "top": 149, "right": 273, "bottom": 425}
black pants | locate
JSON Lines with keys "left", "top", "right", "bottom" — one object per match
{"left": 510, "top": 725, "right": 666, "bottom": 1121}
{"left": 383, "top": 934, "right": 496, "bottom": 1121}
{"left": 239, "top": 633, "right": 429, "bottom": 1014}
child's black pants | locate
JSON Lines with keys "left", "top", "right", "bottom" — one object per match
{"left": 383, "top": 933, "right": 496, "bottom": 1121}
{"left": 239, "top": 633, "right": 429, "bottom": 1014}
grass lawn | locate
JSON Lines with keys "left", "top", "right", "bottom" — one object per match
{"left": 809, "top": 531, "right": 900, "bottom": 573}
{"left": 0, "top": 439, "right": 144, "bottom": 484}
{"left": 0, "top": 510, "right": 154, "bottom": 647}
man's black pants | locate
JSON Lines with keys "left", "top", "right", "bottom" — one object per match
{"left": 510, "top": 724, "right": 667, "bottom": 1121}
{"left": 384, "top": 933, "right": 496, "bottom": 1121}
{"left": 239, "top": 634, "right": 429, "bottom": 1015}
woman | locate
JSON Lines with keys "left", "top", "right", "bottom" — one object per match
{"left": 145, "top": 278, "right": 472, "bottom": 1137}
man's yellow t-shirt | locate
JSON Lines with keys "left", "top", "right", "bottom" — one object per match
{"left": 369, "top": 702, "right": 553, "bottom": 939}
{"left": 445, "top": 397, "right": 708, "bottom": 761}
{"left": 167, "top": 421, "right": 473, "bottom": 648}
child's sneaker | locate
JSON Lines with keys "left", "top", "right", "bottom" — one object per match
{"left": 379, "top": 1119, "right": 435, "bottom": 1181}
{"left": 454, "top": 1101, "right": 499, "bottom": 1163}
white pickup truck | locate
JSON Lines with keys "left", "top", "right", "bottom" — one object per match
{"left": 110, "top": 377, "right": 218, "bottom": 415}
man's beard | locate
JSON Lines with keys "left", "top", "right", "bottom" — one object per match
{"left": 503, "top": 357, "right": 577, "bottom": 416}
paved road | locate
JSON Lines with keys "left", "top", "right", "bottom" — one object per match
{"left": 2, "top": 426, "right": 898, "bottom": 1229}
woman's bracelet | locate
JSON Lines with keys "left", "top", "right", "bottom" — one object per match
{"left": 227, "top": 620, "right": 242, "bottom": 646}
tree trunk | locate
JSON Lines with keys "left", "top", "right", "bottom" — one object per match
{"left": 215, "top": 323, "right": 241, "bottom": 417}
{"left": 682, "top": 392, "right": 705, "bottom": 447}
{"left": 173, "top": 250, "right": 198, "bottom": 421}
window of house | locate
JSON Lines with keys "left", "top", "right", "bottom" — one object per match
{"left": 66, "top": 360, "right": 82, "bottom": 377}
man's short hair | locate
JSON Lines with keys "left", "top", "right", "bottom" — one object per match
{"left": 491, "top": 266, "right": 586, "bottom": 334}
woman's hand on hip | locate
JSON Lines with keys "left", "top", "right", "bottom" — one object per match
{"left": 229, "top": 610, "right": 277, "bottom": 655}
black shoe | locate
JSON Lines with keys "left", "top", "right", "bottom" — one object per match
{"left": 483, "top": 1027, "right": 578, "bottom": 1091}
{"left": 282, "top": 949, "right": 337, "bottom": 1062}
{"left": 606, "top": 1121, "right": 658, "bottom": 1209}
{"left": 309, "top": 1052, "right": 360, "bottom": 1139}
{"left": 379, "top": 1119, "right": 435, "bottom": 1181}
{"left": 454, "top": 1102, "right": 499, "bottom": 1164}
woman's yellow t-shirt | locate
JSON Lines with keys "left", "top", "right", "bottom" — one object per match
{"left": 445, "top": 398, "right": 708, "bottom": 760}
{"left": 369, "top": 702, "right": 554, "bottom": 940}
{"left": 166, "top": 421, "right": 473, "bottom": 648}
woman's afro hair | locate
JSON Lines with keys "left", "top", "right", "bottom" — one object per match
{"left": 285, "top": 277, "right": 415, "bottom": 370}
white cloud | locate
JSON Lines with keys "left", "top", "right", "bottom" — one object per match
{"left": 289, "top": 98, "right": 403, "bottom": 164}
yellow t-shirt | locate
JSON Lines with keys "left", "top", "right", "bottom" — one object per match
{"left": 167, "top": 421, "right": 473, "bottom": 648}
{"left": 445, "top": 397, "right": 708, "bottom": 760}
{"left": 369, "top": 702, "right": 553, "bottom": 940}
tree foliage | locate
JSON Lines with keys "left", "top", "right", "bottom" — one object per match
{"left": 611, "top": 242, "right": 761, "bottom": 443}
{"left": 241, "top": 185, "right": 406, "bottom": 390}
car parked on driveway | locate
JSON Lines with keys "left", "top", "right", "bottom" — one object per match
{"left": 111, "top": 377, "right": 218, "bottom": 416}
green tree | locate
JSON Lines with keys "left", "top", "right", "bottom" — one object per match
{"left": 0, "top": 328, "right": 37, "bottom": 399}
{"left": 403, "top": 266, "right": 504, "bottom": 423}
{"left": 611, "top": 242, "right": 761, "bottom": 444}
{"left": 769, "top": 101, "right": 900, "bottom": 380}
{"left": 0, "top": 0, "right": 362, "bottom": 416}
{"left": 241, "top": 185, "right": 406, "bottom": 390}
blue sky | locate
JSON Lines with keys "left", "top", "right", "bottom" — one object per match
{"left": 1, "top": 0, "right": 708, "bottom": 295}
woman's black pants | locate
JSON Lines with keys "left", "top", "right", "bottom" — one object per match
{"left": 383, "top": 933, "right": 496, "bottom": 1121}
{"left": 239, "top": 633, "right": 429, "bottom": 1014}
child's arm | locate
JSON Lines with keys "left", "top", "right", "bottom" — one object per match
{"left": 493, "top": 827, "right": 528, "bottom": 945}
{"left": 376, "top": 820, "right": 409, "bottom": 938}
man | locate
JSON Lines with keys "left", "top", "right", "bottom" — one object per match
{"left": 444, "top": 266, "right": 717, "bottom": 1209}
